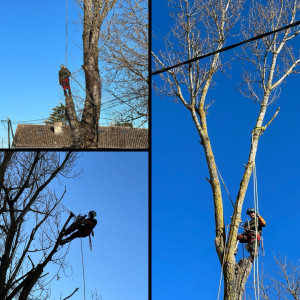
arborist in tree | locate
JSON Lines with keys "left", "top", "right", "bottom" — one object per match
{"left": 234, "top": 208, "right": 266, "bottom": 262}
{"left": 60, "top": 211, "right": 97, "bottom": 245}
{"left": 59, "top": 64, "right": 72, "bottom": 97}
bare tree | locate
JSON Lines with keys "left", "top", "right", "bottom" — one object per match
{"left": 65, "top": 0, "right": 117, "bottom": 148}
{"left": 0, "top": 151, "right": 79, "bottom": 299}
{"left": 99, "top": 0, "right": 149, "bottom": 127}
{"left": 260, "top": 255, "right": 299, "bottom": 300}
{"left": 153, "top": 0, "right": 300, "bottom": 299}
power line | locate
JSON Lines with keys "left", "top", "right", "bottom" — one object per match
{"left": 9, "top": 118, "right": 48, "bottom": 124}
{"left": 152, "top": 20, "right": 300, "bottom": 76}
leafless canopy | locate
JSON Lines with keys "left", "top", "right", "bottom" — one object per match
{"left": 99, "top": 0, "right": 148, "bottom": 127}
{"left": 0, "top": 151, "right": 78, "bottom": 299}
{"left": 239, "top": 0, "right": 300, "bottom": 105}
{"left": 153, "top": 0, "right": 244, "bottom": 109}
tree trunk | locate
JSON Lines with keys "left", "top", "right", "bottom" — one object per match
{"left": 80, "top": 0, "right": 103, "bottom": 148}
{"left": 223, "top": 259, "right": 252, "bottom": 300}
{"left": 64, "top": 95, "right": 83, "bottom": 148}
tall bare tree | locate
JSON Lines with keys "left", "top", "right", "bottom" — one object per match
{"left": 99, "top": 0, "right": 149, "bottom": 127}
{"left": 0, "top": 151, "right": 78, "bottom": 299}
{"left": 65, "top": 0, "right": 117, "bottom": 148}
{"left": 153, "top": 0, "right": 300, "bottom": 299}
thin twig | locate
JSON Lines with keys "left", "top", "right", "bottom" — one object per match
{"left": 62, "top": 288, "right": 79, "bottom": 300}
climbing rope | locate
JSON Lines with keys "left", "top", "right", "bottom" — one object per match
{"left": 251, "top": 129, "right": 261, "bottom": 300}
{"left": 217, "top": 225, "right": 229, "bottom": 300}
{"left": 45, "top": 187, "right": 87, "bottom": 299}
{"left": 253, "top": 161, "right": 260, "bottom": 300}
{"left": 65, "top": 0, "right": 68, "bottom": 66}
{"left": 80, "top": 238, "right": 86, "bottom": 300}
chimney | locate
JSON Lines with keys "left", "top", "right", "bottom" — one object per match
{"left": 54, "top": 122, "right": 63, "bottom": 134}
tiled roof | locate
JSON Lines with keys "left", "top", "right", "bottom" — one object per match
{"left": 13, "top": 124, "right": 148, "bottom": 149}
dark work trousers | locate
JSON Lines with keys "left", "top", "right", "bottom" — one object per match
{"left": 237, "top": 231, "right": 261, "bottom": 255}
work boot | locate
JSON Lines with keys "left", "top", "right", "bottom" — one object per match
{"left": 68, "top": 90, "right": 72, "bottom": 96}
{"left": 64, "top": 90, "right": 68, "bottom": 96}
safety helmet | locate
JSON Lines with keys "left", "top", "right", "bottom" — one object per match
{"left": 89, "top": 211, "right": 97, "bottom": 218}
{"left": 60, "top": 64, "right": 65, "bottom": 69}
{"left": 246, "top": 208, "right": 255, "bottom": 215}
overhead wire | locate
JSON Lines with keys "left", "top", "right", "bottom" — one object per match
{"left": 152, "top": 20, "right": 300, "bottom": 76}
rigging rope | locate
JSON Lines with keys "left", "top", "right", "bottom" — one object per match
{"left": 216, "top": 166, "right": 234, "bottom": 208}
{"left": 80, "top": 238, "right": 87, "bottom": 300}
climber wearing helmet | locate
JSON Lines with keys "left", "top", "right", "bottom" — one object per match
{"left": 234, "top": 208, "right": 266, "bottom": 262}
{"left": 60, "top": 211, "right": 97, "bottom": 245}
{"left": 59, "top": 64, "right": 72, "bottom": 96}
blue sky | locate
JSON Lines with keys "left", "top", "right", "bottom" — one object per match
{"left": 152, "top": 1, "right": 300, "bottom": 299}
{"left": 0, "top": 0, "right": 123, "bottom": 147}
{"left": 43, "top": 152, "right": 148, "bottom": 300}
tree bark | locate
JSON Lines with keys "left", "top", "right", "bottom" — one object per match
{"left": 223, "top": 259, "right": 252, "bottom": 300}
{"left": 65, "top": 95, "right": 83, "bottom": 148}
